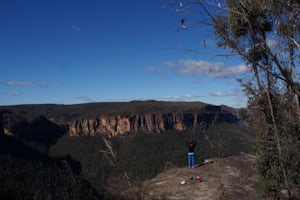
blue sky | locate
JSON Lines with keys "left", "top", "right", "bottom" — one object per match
{"left": 0, "top": 0, "right": 248, "bottom": 108}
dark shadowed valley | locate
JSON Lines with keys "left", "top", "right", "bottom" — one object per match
{"left": 0, "top": 100, "right": 258, "bottom": 199}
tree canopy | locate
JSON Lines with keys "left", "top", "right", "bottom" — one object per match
{"left": 171, "top": 0, "right": 300, "bottom": 198}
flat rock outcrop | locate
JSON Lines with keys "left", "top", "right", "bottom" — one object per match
{"left": 142, "top": 154, "right": 260, "bottom": 200}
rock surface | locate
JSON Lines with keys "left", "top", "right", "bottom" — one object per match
{"left": 68, "top": 107, "right": 238, "bottom": 137}
{"left": 142, "top": 154, "right": 261, "bottom": 200}
{"left": 0, "top": 103, "right": 239, "bottom": 137}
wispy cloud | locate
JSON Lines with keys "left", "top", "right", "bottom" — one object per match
{"left": 74, "top": 96, "right": 94, "bottom": 102}
{"left": 164, "top": 61, "right": 175, "bottom": 68}
{"left": 145, "top": 66, "right": 167, "bottom": 77}
{"left": 209, "top": 89, "right": 244, "bottom": 97}
{"left": 4, "top": 81, "right": 48, "bottom": 87}
{"left": 9, "top": 91, "right": 20, "bottom": 96}
{"left": 0, "top": 91, "right": 20, "bottom": 96}
{"left": 147, "top": 59, "right": 248, "bottom": 79}
{"left": 176, "top": 59, "right": 248, "bottom": 78}
{"left": 71, "top": 24, "right": 82, "bottom": 33}
{"left": 165, "top": 94, "right": 202, "bottom": 101}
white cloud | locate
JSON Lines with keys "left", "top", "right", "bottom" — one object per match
{"left": 0, "top": 91, "right": 20, "bottom": 96}
{"left": 145, "top": 66, "right": 167, "bottom": 77}
{"left": 71, "top": 24, "right": 82, "bottom": 32}
{"left": 177, "top": 59, "right": 248, "bottom": 78}
{"left": 4, "top": 81, "right": 48, "bottom": 87}
{"left": 209, "top": 90, "right": 243, "bottom": 97}
{"left": 165, "top": 94, "right": 202, "bottom": 101}
{"left": 164, "top": 61, "right": 175, "bottom": 68}
{"left": 145, "top": 66, "right": 155, "bottom": 72}
{"left": 74, "top": 96, "right": 94, "bottom": 102}
{"left": 9, "top": 92, "right": 20, "bottom": 96}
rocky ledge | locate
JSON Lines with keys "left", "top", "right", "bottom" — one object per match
{"left": 142, "top": 154, "right": 260, "bottom": 200}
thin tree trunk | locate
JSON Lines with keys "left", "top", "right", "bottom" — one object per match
{"left": 265, "top": 73, "right": 290, "bottom": 196}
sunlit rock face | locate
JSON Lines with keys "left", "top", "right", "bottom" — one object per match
{"left": 0, "top": 104, "right": 239, "bottom": 137}
{"left": 68, "top": 105, "right": 238, "bottom": 137}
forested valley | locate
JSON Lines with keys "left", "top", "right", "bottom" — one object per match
{"left": 0, "top": 120, "right": 253, "bottom": 199}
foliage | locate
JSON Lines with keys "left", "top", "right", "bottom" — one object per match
{"left": 0, "top": 135, "right": 101, "bottom": 200}
{"left": 193, "top": 0, "right": 300, "bottom": 197}
{"left": 0, "top": 155, "right": 101, "bottom": 200}
{"left": 1, "top": 101, "right": 253, "bottom": 199}
{"left": 49, "top": 134, "right": 113, "bottom": 195}
{"left": 168, "top": 0, "right": 300, "bottom": 197}
{"left": 116, "top": 123, "right": 252, "bottom": 179}
{"left": 0, "top": 109, "right": 252, "bottom": 200}
{"left": 50, "top": 122, "right": 253, "bottom": 197}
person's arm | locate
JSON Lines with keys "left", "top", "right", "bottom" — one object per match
{"left": 191, "top": 141, "right": 197, "bottom": 149}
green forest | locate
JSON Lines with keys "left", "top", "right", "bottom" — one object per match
{"left": 0, "top": 121, "right": 253, "bottom": 199}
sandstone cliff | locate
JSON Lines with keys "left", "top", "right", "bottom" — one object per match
{"left": 68, "top": 105, "right": 239, "bottom": 137}
{"left": 0, "top": 102, "right": 239, "bottom": 138}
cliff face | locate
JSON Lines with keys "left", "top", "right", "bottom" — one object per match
{"left": 69, "top": 105, "right": 239, "bottom": 137}
{"left": 0, "top": 103, "right": 239, "bottom": 138}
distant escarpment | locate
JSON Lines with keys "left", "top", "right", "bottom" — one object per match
{"left": 0, "top": 101, "right": 239, "bottom": 138}
{"left": 69, "top": 105, "right": 238, "bottom": 137}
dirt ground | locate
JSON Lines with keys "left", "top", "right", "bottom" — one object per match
{"left": 142, "top": 154, "right": 261, "bottom": 200}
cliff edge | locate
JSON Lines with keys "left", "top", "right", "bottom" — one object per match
{"left": 142, "top": 154, "right": 260, "bottom": 200}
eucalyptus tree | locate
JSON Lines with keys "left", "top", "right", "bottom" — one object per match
{"left": 169, "top": 0, "right": 300, "bottom": 197}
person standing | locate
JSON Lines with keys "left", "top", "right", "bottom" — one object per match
{"left": 187, "top": 140, "right": 197, "bottom": 168}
